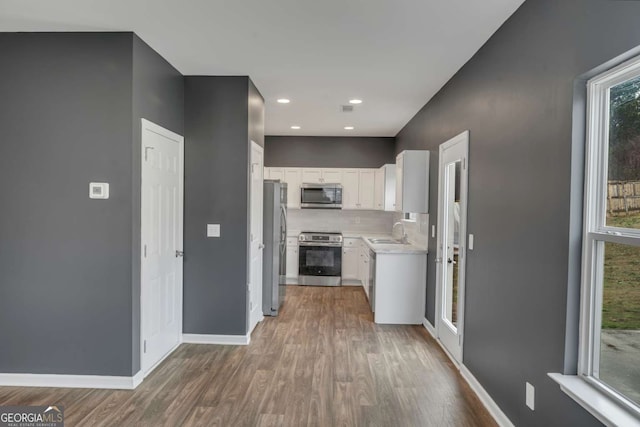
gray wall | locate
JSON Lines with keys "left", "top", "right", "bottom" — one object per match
{"left": 396, "top": 0, "right": 640, "bottom": 425}
{"left": 131, "top": 34, "right": 184, "bottom": 374}
{"left": 0, "top": 33, "right": 134, "bottom": 376}
{"left": 264, "top": 136, "right": 395, "bottom": 168}
{"left": 0, "top": 32, "right": 184, "bottom": 377}
{"left": 184, "top": 76, "right": 255, "bottom": 336}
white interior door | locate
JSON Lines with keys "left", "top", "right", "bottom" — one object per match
{"left": 249, "top": 141, "right": 264, "bottom": 334}
{"left": 435, "top": 131, "right": 469, "bottom": 364}
{"left": 141, "top": 119, "right": 183, "bottom": 376}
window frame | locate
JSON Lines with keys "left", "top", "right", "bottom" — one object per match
{"left": 580, "top": 54, "right": 640, "bottom": 415}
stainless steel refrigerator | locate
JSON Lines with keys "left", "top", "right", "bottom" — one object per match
{"left": 262, "top": 180, "right": 287, "bottom": 316}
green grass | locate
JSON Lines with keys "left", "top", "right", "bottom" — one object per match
{"left": 602, "top": 213, "right": 640, "bottom": 330}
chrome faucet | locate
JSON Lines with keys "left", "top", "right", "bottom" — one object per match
{"left": 392, "top": 221, "right": 409, "bottom": 244}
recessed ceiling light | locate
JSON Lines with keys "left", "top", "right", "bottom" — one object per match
{"left": 277, "top": 98, "right": 290, "bottom": 104}
{"left": 349, "top": 99, "right": 363, "bottom": 104}
{"left": 344, "top": 126, "right": 354, "bottom": 130}
{"left": 291, "top": 125, "right": 301, "bottom": 130}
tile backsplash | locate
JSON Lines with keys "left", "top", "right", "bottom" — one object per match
{"left": 287, "top": 209, "right": 430, "bottom": 251}
{"left": 393, "top": 212, "right": 429, "bottom": 249}
{"left": 287, "top": 209, "right": 394, "bottom": 234}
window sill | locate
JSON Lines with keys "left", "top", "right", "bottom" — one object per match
{"left": 548, "top": 373, "right": 640, "bottom": 427}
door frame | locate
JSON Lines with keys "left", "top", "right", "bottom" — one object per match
{"left": 435, "top": 130, "right": 469, "bottom": 365}
{"left": 248, "top": 140, "right": 265, "bottom": 334}
{"left": 140, "top": 118, "right": 184, "bottom": 377}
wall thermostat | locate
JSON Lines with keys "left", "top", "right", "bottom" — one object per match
{"left": 89, "top": 182, "right": 109, "bottom": 199}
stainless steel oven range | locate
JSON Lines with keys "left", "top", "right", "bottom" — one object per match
{"left": 298, "top": 232, "right": 343, "bottom": 286}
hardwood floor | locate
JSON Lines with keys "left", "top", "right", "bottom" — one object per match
{"left": 0, "top": 286, "right": 496, "bottom": 426}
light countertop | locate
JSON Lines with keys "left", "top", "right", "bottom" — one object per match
{"left": 360, "top": 234, "right": 428, "bottom": 255}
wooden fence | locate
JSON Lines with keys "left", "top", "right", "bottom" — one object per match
{"left": 608, "top": 181, "right": 640, "bottom": 214}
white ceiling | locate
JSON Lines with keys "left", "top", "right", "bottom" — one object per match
{"left": 0, "top": 0, "right": 524, "bottom": 137}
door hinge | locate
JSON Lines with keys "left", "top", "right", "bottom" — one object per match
{"left": 144, "top": 340, "right": 147, "bottom": 353}
{"left": 462, "top": 158, "right": 466, "bottom": 170}
{"left": 144, "top": 245, "right": 147, "bottom": 258}
{"left": 459, "top": 334, "right": 463, "bottom": 345}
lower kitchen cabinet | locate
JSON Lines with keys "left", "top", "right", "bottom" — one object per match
{"left": 342, "top": 246, "right": 359, "bottom": 280}
{"left": 373, "top": 253, "right": 426, "bottom": 324}
{"left": 285, "top": 244, "right": 299, "bottom": 282}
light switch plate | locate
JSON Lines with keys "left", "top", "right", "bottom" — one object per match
{"left": 207, "top": 224, "right": 220, "bottom": 237}
{"left": 468, "top": 234, "right": 474, "bottom": 250}
{"left": 89, "top": 182, "right": 109, "bottom": 199}
{"left": 432, "top": 225, "right": 436, "bottom": 238}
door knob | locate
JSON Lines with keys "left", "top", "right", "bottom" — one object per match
{"left": 447, "top": 258, "right": 457, "bottom": 264}
{"left": 175, "top": 250, "right": 184, "bottom": 258}
{"left": 259, "top": 243, "right": 265, "bottom": 249}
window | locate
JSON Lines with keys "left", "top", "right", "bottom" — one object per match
{"left": 403, "top": 212, "right": 418, "bottom": 222}
{"left": 580, "top": 55, "right": 640, "bottom": 414}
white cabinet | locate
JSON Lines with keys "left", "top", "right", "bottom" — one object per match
{"left": 284, "top": 168, "right": 302, "bottom": 209}
{"left": 359, "top": 170, "right": 375, "bottom": 209}
{"left": 301, "top": 168, "right": 323, "bottom": 184}
{"left": 374, "top": 168, "right": 385, "bottom": 210}
{"left": 395, "top": 150, "right": 430, "bottom": 213}
{"left": 321, "top": 169, "right": 343, "bottom": 184}
{"left": 264, "top": 168, "right": 300, "bottom": 208}
{"left": 377, "top": 164, "right": 396, "bottom": 211}
{"left": 342, "top": 169, "right": 376, "bottom": 210}
{"left": 285, "top": 243, "right": 299, "bottom": 281}
{"left": 342, "top": 246, "right": 359, "bottom": 281}
{"left": 266, "top": 167, "right": 285, "bottom": 181}
{"left": 373, "top": 253, "right": 427, "bottom": 324}
{"left": 301, "top": 168, "right": 342, "bottom": 184}
{"left": 270, "top": 166, "right": 395, "bottom": 211}
{"left": 342, "top": 170, "right": 360, "bottom": 209}
{"left": 357, "top": 239, "right": 368, "bottom": 285}
{"left": 361, "top": 246, "right": 370, "bottom": 298}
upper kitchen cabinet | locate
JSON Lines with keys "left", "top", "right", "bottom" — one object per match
{"left": 301, "top": 168, "right": 322, "bottom": 183}
{"left": 266, "top": 167, "right": 285, "bottom": 181}
{"left": 395, "top": 150, "right": 430, "bottom": 213}
{"left": 321, "top": 169, "right": 342, "bottom": 184}
{"left": 375, "top": 164, "right": 396, "bottom": 211}
{"left": 301, "top": 168, "right": 342, "bottom": 184}
{"left": 343, "top": 169, "right": 375, "bottom": 210}
{"left": 264, "top": 167, "right": 302, "bottom": 208}
{"left": 284, "top": 168, "right": 302, "bottom": 209}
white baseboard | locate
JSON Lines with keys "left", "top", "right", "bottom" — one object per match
{"left": 0, "top": 372, "right": 142, "bottom": 390}
{"left": 460, "top": 365, "right": 515, "bottom": 427}
{"left": 132, "top": 370, "right": 144, "bottom": 388}
{"left": 422, "top": 318, "right": 436, "bottom": 338}
{"left": 421, "top": 318, "right": 513, "bottom": 427}
{"left": 182, "top": 333, "right": 250, "bottom": 345}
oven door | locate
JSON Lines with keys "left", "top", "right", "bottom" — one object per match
{"left": 298, "top": 244, "right": 342, "bottom": 286}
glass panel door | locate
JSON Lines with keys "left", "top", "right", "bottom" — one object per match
{"left": 442, "top": 160, "right": 462, "bottom": 330}
{"left": 436, "top": 131, "right": 469, "bottom": 364}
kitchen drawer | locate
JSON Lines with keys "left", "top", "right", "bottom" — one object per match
{"left": 286, "top": 237, "right": 299, "bottom": 246}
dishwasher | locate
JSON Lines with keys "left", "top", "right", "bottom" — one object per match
{"left": 368, "top": 249, "right": 376, "bottom": 312}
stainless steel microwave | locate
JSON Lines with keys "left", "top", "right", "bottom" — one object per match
{"left": 300, "top": 183, "right": 343, "bottom": 209}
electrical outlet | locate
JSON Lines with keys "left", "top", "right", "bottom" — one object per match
{"left": 526, "top": 382, "right": 535, "bottom": 410}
